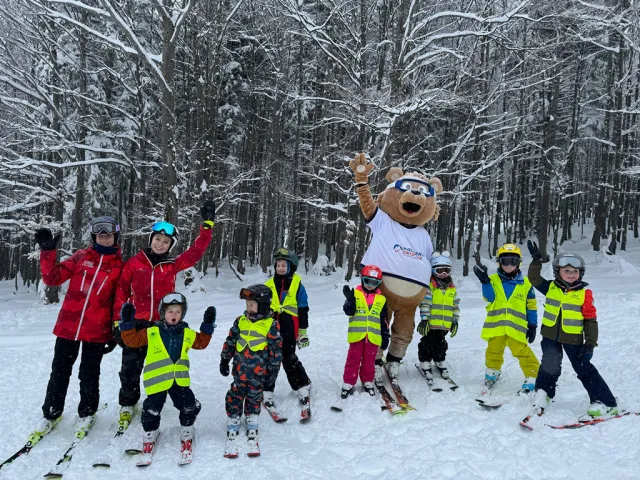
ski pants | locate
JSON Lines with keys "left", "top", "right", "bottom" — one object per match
{"left": 42, "top": 337, "right": 105, "bottom": 420}
{"left": 535, "top": 337, "right": 616, "bottom": 406}
{"left": 342, "top": 338, "right": 379, "bottom": 386}
{"left": 418, "top": 329, "right": 448, "bottom": 363}
{"left": 225, "top": 376, "right": 263, "bottom": 418}
{"left": 141, "top": 384, "right": 201, "bottom": 432}
{"left": 263, "top": 318, "right": 310, "bottom": 392}
{"left": 485, "top": 334, "right": 539, "bottom": 378}
{"left": 118, "top": 321, "right": 153, "bottom": 406}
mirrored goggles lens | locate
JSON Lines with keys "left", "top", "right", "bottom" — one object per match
{"left": 161, "top": 293, "right": 185, "bottom": 305}
{"left": 499, "top": 256, "right": 520, "bottom": 267}
{"left": 362, "top": 277, "right": 381, "bottom": 288}
{"left": 276, "top": 248, "right": 289, "bottom": 256}
{"left": 91, "top": 222, "right": 117, "bottom": 234}
{"left": 434, "top": 266, "right": 452, "bottom": 275}
{"left": 152, "top": 221, "right": 176, "bottom": 236}
{"left": 557, "top": 256, "right": 583, "bottom": 268}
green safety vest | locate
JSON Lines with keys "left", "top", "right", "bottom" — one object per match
{"left": 429, "top": 284, "right": 457, "bottom": 330}
{"left": 542, "top": 283, "right": 585, "bottom": 336}
{"left": 348, "top": 289, "right": 385, "bottom": 346}
{"left": 481, "top": 274, "right": 531, "bottom": 343}
{"left": 143, "top": 326, "right": 196, "bottom": 395}
{"left": 236, "top": 315, "right": 274, "bottom": 352}
{"left": 265, "top": 274, "right": 301, "bottom": 317}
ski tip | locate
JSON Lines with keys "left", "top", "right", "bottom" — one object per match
{"left": 247, "top": 452, "right": 261, "bottom": 458}
{"left": 519, "top": 422, "right": 534, "bottom": 431}
{"left": 223, "top": 454, "right": 239, "bottom": 459}
{"left": 92, "top": 463, "right": 111, "bottom": 468}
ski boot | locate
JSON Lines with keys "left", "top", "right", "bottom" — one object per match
{"left": 419, "top": 361, "right": 434, "bottom": 381}
{"left": 520, "top": 389, "right": 550, "bottom": 430}
{"left": 119, "top": 405, "right": 134, "bottom": 423}
{"left": 518, "top": 377, "right": 536, "bottom": 395}
{"left": 434, "top": 361, "right": 449, "bottom": 379}
{"left": 224, "top": 417, "right": 240, "bottom": 458}
{"left": 386, "top": 361, "right": 401, "bottom": 384}
{"left": 580, "top": 402, "right": 619, "bottom": 422}
{"left": 142, "top": 429, "right": 159, "bottom": 452}
{"left": 362, "top": 382, "right": 376, "bottom": 396}
{"left": 484, "top": 368, "right": 501, "bottom": 388}
{"left": 341, "top": 383, "right": 355, "bottom": 399}
{"left": 297, "top": 385, "right": 311, "bottom": 421}
{"left": 263, "top": 391, "right": 276, "bottom": 409}
{"left": 246, "top": 414, "right": 260, "bottom": 457}
{"left": 32, "top": 416, "right": 62, "bottom": 437}
{"left": 75, "top": 413, "right": 97, "bottom": 439}
{"left": 179, "top": 426, "right": 194, "bottom": 464}
{"left": 374, "top": 358, "right": 385, "bottom": 385}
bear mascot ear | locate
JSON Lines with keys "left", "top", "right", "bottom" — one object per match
{"left": 428, "top": 177, "right": 443, "bottom": 195}
{"left": 386, "top": 167, "right": 404, "bottom": 183}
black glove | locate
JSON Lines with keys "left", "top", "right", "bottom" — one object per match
{"left": 103, "top": 339, "right": 117, "bottom": 354}
{"left": 220, "top": 358, "right": 230, "bottom": 377}
{"left": 527, "top": 240, "right": 543, "bottom": 262}
{"left": 577, "top": 344, "right": 595, "bottom": 359}
{"left": 381, "top": 333, "right": 390, "bottom": 350}
{"left": 473, "top": 264, "right": 490, "bottom": 284}
{"left": 526, "top": 324, "right": 536, "bottom": 344}
{"left": 416, "top": 320, "right": 429, "bottom": 336}
{"left": 203, "top": 306, "right": 217, "bottom": 324}
{"left": 35, "top": 228, "right": 60, "bottom": 251}
{"left": 200, "top": 199, "right": 216, "bottom": 223}
{"left": 450, "top": 319, "right": 459, "bottom": 338}
{"left": 342, "top": 285, "right": 355, "bottom": 302}
{"left": 113, "top": 325, "right": 126, "bottom": 348}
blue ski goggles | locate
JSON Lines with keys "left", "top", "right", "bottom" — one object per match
{"left": 151, "top": 221, "right": 177, "bottom": 237}
{"left": 386, "top": 178, "right": 435, "bottom": 197}
{"left": 362, "top": 276, "right": 382, "bottom": 289}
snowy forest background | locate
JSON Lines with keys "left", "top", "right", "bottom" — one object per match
{"left": 1, "top": 0, "right": 640, "bottom": 291}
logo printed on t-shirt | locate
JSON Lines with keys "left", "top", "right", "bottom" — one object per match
{"left": 393, "top": 244, "right": 424, "bottom": 261}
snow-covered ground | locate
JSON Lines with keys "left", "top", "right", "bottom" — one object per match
{"left": 1, "top": 228, "right": 639, "bottom": 480}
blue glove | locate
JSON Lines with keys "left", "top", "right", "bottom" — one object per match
{"left": 577, "top": 344, "right": 594, "bottom": 359}
{"left": 473, "top": 265, "right": 490, "bottom": 284}
{"left": 526, "top": 324, "right": 536, "bottom": 344}
{"left": 450, "top": 320, "right": 459, "bottom": 338}
{"left": 119, "top": 303, "right": 136, "bottom": 331}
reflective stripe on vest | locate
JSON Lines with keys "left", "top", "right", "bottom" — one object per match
{"left": 542, "top": 283, "right": 585, "bottom": 335}
{"left": 429, "top": 285, "right": 457, "bottom": 330}
{"left": 348, "top": 289, "right": 385, "bottom": 346}
{"left": 265, "top": 274, "right": 301, "bottom": 316}
{"left": 236, "top": 315, "right": 274, "bottom": 352}
{"left": 481, "top": 274, "right": 531, "bottom": 343}
{"left": 143, "top": 326, "right": 196, "bottom": 395}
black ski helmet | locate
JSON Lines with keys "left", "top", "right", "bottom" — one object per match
{"left": 240, "top": 284, "right": 273, "bottom": 320}
{"left": 273, "top": 247, "right": 299, "bottom": 275}
{"left": 158, "top": 292, "right": 188, "bottom": 322}
{"left": 89, "top": 216, "right": 120, "bottom": 244}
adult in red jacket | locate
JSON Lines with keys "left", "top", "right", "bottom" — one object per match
{"left": 32, "top": 216, "right": 123, "bottom": 438}
{"left": 113, "top": 200, "right": 216, "bottom": 419}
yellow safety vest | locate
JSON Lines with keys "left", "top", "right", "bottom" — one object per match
{"left": 348, "top": 289, "right": 385, "bottom": 346}
{"left": 429, "top": 284, "right": 457, "bottom": 330}
{"left": 265, "top": 274, "right": 301, "bottom": 317}
{"left": 236, "top": 315, "right": 274, "bottom": 352}
{"left": 542, "top": 283, "right": 585, "bottom": 336}
{"left": 143, "top": 326, "right": 196, "bottom": 395}
{"left": 481, "top": 274, "right": 531, "bottom": 343}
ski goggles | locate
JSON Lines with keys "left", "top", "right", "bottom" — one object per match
{"left": 557, "top": 256, "right": 583, "bottom": 269}
{"left": 161, "top": 292, "right": 186, "bottom": 306}
{"left": 434, "top": 266, "right": 452, "bottom": 275}
{"left": 386, "top": 178, "right": 435, "bottom": 197}
{"left": 151, "top": 221, "right": 177, "bottom": 237}
{"left": 498, "top": 256, "right": 521, "bottom": 267}
{"left": 362, "top": 276, "right": 382, "bottom": 289}
{"left": 90, "top": 221, "right": 119, "bottom": 235}
{"left": 240, "top": 287, "right": 271, "bottom": 302}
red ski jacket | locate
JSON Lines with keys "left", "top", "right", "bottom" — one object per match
{"left": 113, "top": 226, "right": 212, "bottom": 322}
{"left": 40, "top": 246, "right": 124, "bottom": 343}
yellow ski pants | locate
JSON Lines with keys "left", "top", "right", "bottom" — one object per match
{"left": 485, "top": 335, "right": 539, "bottom": 378}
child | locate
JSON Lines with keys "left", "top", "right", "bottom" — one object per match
{"left": 263, "top": 248, "right": 312, "bottom": 419}
{"left": 220, "top": 285, "right": 282, "bottom": 458}
{"left": 524, "top": 242, "right": 618, "bottom": 422}
{"left": 416, "top": 252, "right": 460, "bottom": 380}
{"left": 113, "top": 199, "right": 215, "bottom": 422}
{"left": 340, "top": 265, "right": 390, "bottom": 398}
{"left": 473, "top": 243, "right": 539, "bottom": 395}
{"left": 119, "top": 293, "right": 216, "bottom": 462}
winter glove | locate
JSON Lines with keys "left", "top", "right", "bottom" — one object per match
{"left": 297, "top": 329, "right": 310, "bottom": 349}
{"left": 450, "top": 319, "right": 459, "bottom": 338}
{"left": 342, "top": 285, "right": 355, "bottom": 302}
{"left": 381, "top": 332, "right": 390, "bottom": 350}
{"left": 200, "top": 199, "right": 216, "bottom": 228}
{"left": 527, "top": 240, "right": 544, "bottom": 262}
{"left": 103, "top": 339, "right": 117, "bottom": 354}
{"left": 220, "top": 358, "right": 230, "bottom": 377}
{"left": 526, "top": 324, "right": 536, "bottom": 344}
{"left": 113, "top": 325, "right": 126, "bottom": 348}
{"left": 35, "top": 228, "right": 60, "bottom": 251}
{"left": 119, "top": 303, "right": 136, "bottom": 331}
{"left": 473, "top": 264, "right": 490, "bottom": 284}
{"left": 200, "top": 306, "right": 217, "bottom": 335}
{"left": 416, "top": 319, "right": 429, "bottom": 336}
{"left": 577, "top": 344, "right": 595, "bottom": 359}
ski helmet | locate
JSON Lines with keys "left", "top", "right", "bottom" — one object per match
{"left": 89, "top": 216, "right": 120, "bottom": 244}
{"left": 361, "top": 264, "right": 383, "bottom": 290}
{"left": 240, "top": 284, "right": 273, "bottom": 320}
{"left": 496, "top": 243, "right": 522, "bottom": 267}
{"left": 158, "top": 292, "right": 188, "bottom": 322}
{"left": 552, "top": 252, "right": 585, "bottom": 280}
{"left": 431, "top": 251, "right": 452, "bottom": 276}
{"left": 273, "top": 247, "right": 299, "bottom": 274}
{"left": 149, "top": 221, "right": 179, "bottom": 253}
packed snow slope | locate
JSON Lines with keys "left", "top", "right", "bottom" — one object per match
{"left": 1, "top": 229, "right": 639, "bottom": 480}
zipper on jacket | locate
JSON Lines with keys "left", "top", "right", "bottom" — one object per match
{"left": 96, "top": 277, "right": 108, "bottom": 296}
{"left": 150, "top": 268, "right": 155, "bottom": 322}
{"left": 80, "top": 271, "right": 87, "bottom": 292}
{"left": 75, "top": 254, "right": 104, "bottom": 341}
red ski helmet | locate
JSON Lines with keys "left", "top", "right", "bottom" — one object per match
{"left": 361, "top": 265, "right": 383, "bottom": 290}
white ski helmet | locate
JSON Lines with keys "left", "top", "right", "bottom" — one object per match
{"left": 431, "top": 251, "right": 452, "bottom": 275}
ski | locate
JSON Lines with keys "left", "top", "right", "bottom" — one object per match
{"left": 384, "top": 365, "right": 415, "bottom": 411}
{"left": 519, "top": 413, "right": 542, "bottom": 430}
{"left": 330, "top": 397, "right": 347, "bottom": 412}
{"left": 375, "top": 381, "right": 405, "bottom": 415}
{"left": 0, "top": 431, "right": 47, "bottom": 471}
{"left": 434, "top": 364, "right": 458, "bottom": 390}
{"left": 223, "top": 432, "right": 239, "bottom": 459}
{"left": 547, "top": 411, "right": 639, "bottom": 430}
{"left": 92, "top": 418, "right": 132, "bottom": 468}
{"left": 262, "top": 402, "right": 287, "bottom": 423}
{"left": 415, "top": 363, "right": 443, "bottom": 392}
{"left": 443, "top": 377, "right": 459, "bottom": 391}
{"left": 178, "top": 436, "right": 193, "bottom": 465}
{"left": 136, "top": 433, "right": 160, "bottom": 467}
{"left": 43, "top": 404, "right": 106, "bottom": 478}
